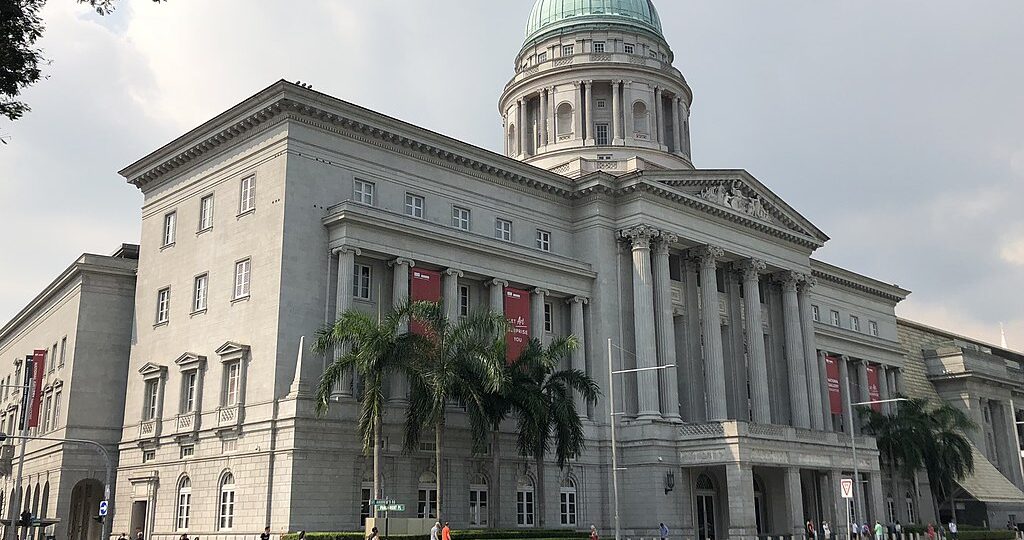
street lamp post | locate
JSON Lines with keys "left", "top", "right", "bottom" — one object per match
{"left": 846, "top": 396, "right": 907, "bottom": 537}
{"left": 606, "top": 338, "right": 674, "bottom": 540}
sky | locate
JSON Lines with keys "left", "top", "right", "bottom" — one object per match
{"left": 1, "top": 0, "right": 1022, "bottom": 348}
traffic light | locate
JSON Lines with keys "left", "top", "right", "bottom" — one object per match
{"left": 19, "top": 511, "right": 32, "bottom": 527}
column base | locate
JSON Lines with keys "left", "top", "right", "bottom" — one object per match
{"left": 635, "top": 412, "right": 662, "bottom": 422}
{"left": 662, "top": 413, "right": 683, "bottom": 424}
{"left": 585, "top": 138, "right": 596, "bottom": 146}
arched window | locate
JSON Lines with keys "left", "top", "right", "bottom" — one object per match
{"left": 417, "top": 471, "right": 437, "bottom": 519}
{"left": 633, "top": 101, "right": 649, "bottom": 134}
{"left": 905, "top": 491, "right": 917, "bottom": 523}
{"left": 218, "top": 473, "right": 235, "bottom": 530}
{"left": 516, "top": 476, "right": 535, "bottom": 527}
{"left": 176, "top": 477, "right": 191, "bottom": 530}
{"left": 469, "top": 474, "right": 488, "bottom": 527}
{"left": 559, "top": 478, "right": 577, "bottom": 526}
{"left": 556, "top": 103, "right": 574, "bottom": 137}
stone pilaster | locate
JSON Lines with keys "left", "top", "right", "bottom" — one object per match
{"left": 333, "top": 246, "right": 360, "bottom": 399}
{"left": 694, "top": 245, "right": 728, "bottom": 421}
{"left": 539, "top": 89, "right": 548, "bottom": 147}
{"left": 739, "top": 259, "right": 770, "bottom": 424}
{"left": 517, "top": 99, "right": 527, "bottom": 158}
{"left": 443, "top": 268, "right": 463, "bottom": 323}
{"left": 726, "top": 463, "right": 758, "bottom": 540}
{"left": 653, "top": 87, "right": 663, "bottom": 147}
{"left": 619, "top": 225, "right": 662, "bottom": 420}
{"left": 784, "top": 468, "right": 805, "bottom": 538}
{"left": 568, "top": 296, "right": 588, "bottom": 418}
{"left": 778, "top": 272, "right": 810, "bottom": 429}
{"left": 799, "top": 275, "right": 825, "bottom": 430}
{"left": 879, "top": 365, "right": 892, "bottom": 415}
{"left": 653, "top": 235, "right": 680, "bottom": 421}
{"left": 624, "top": 80, "right": 634, "bottom": 143}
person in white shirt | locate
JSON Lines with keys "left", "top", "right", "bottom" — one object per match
{"left": 948, "top": 521, "right": 958, "bottom": 540}
{"left": 430, "top": 522, "right": 441, "bottom": 540}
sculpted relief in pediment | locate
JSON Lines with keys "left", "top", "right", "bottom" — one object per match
{"left": 696, "top": 180, "right": 777, "bottom": 224}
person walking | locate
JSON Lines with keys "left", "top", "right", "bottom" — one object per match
{"left": 852, "top": 520, "right": 861, "bottom": 539}
{"left": 895, "top": 521, "right": 903, "bottom": 540}
{"left": 590, "top": 525, "right": 599, "bottom": 540}
{"left": 261, "top": 528, "right": 272, "bottom": 540}
{"left": 948, "top": 521, "right": 958, "bottom": 540}
{"left": 874, "top": 521, "right": 884, "bottom": 540}
{"left": 927, "top": 524, "right": 936, "bottom": 540}
{"left": 862, "top": 522, "right": 870, "bottom": 539}
{"left": 430, "top": 522, "right": 440, "bottom": 540}
{"left": 808, "top": 520, "right": 817, "bottom": 540}
{"left": 823, "top": 521, "right": 833, "bottom": 540}
{"left": 660, "top": 523, "right": 669, "bottom": 540}
{"left": 367, "top": 527, "right": 379, "bottom": 540}
{"left": 442, "top": 522, "right": 451, "bottom": 540}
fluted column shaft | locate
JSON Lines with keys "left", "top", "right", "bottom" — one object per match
{"left": 517, "top": 99, "right": 526, "bottom": 157}
{"left": 653, "top": 87, "right": 663, "bottom": 146}
{"left": 574, "top": 82, "right": 584, "bottom": 141}
{"left": 696, "top": 246, "right": 728, "bottom": 421}
{"left": 879, "top": 366, "right": 892, "bottom": 415}
{"left": 585, "top": 81, "right": 595, "bottom": 145}
{"left": 653, "top": 237, "right": 680, "bottom": 421}
{"left": 839, "top": 355, "right": 853, "bottom": 434}
{"left": 780, "top": 273, "right": 810, "bottom": 428}
{"left": 740, "top": 260, "right": 770, "bottom": 424}
{"left": 530, "top": 288, "right": 548, "bottom": 343}
{"left": 443, "top": 269, "right": 462, "bottom": 322}
{"left": 334, "top": 247, "right": 359, "bottom": 398}
{"left": 391, "top": 258, "right": 413, "bottom": 403}
{"left": 799, "top": 278, "right": 824, "bottom": 430}
{"left": 539, "top": 90, "right": 548, "bottom": 147}
{"left": 818, "top": 350, "right": 833, "bottom": 431}
{"left": 612, "top": 81, "right": 623, "bottom": 143}
{"left": 624, "top": 81, "right": 634, "bottom": 143}
{"left": 621, "top": 226, "right": 661, "bottom": 420}
{"left": 683, "top": 259, "right": 705, "bottom": 422}
{"left": 672, "top": 97, "right": 682, "bottom": 153}
{"left": 569, "top": 297, "right": 588, "bottom": 418}
{"left": 489, "top": 279, "right": 507, "bottom": 315}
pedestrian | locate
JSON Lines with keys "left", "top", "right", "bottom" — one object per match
{"left": 430, "top": 522, "right": 440, "bottom": 540}
{"left": 852, "top": 520, "right": 861, "bottom": 539}
{"left": 135, "top": 528, "right": 144, "bottom": 540}
{"left": 298, "top": 531, "right": 306, "bottom": 540}
{"left": 178, "top": 534, "right": 188, "bottom": 540}
{"left": 896, "top": 521, "right": 903, "bottom": 539}
{"left": 874, "top": 521, "right": 884, "bottom": 540}
{"left": 261, "top": 528, "right": 272, "bottom": 540}
{"left": 808, "top": 520, "right": 817, "bottom": 539}
{"left": 948, "top": 521, "right": 958, "bottom": 540}
{"left": 823, "top": 521, "right": 832, "bottom": 540}
{"left": 927, "top": 524, "right": 936, "bottom": 540}
{"left": 660, "top": 523, "right": 669, "bottom": 540}
{"left": 862, "top": 522, "right": 870, "bottom": 539}
{"left": 117, "top": 534, "right": 127, "bottom": 540}
{"left": 442, "top": 522, "right": 451, "bottom": 540}
{"left": 590, "top": 526, "right": 599, "bottom": 540}
{"left": 367, "top": 527, "right": 379, "bottom": 540}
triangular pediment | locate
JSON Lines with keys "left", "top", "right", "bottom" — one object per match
{"left": 215, "top": 341, "right": 250, "bottom": 361}
{"left": 138, "top": 362, "right": 167, "bottom": 378}
{"left": 174, "top": 352, "right": 207, "bottom": 368}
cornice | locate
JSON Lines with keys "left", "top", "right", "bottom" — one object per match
{"left": 810, "top": 260, "right": 910, "bottom": 304}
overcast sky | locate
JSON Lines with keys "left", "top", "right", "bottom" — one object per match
{"left": 1, "top": 0, "right": 1022, "bottom": 348}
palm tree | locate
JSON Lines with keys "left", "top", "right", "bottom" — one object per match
{"left": 312, "top": 309, "right": 417, "bottom": 518}
{"left": 860, "top": 398, "right": 976, "bottom": 522}
{"left": 513, "top": 337, "right": 600, "bottom": 528}
{"left": 400, "top": 301, "right": 509, "bottom": 522}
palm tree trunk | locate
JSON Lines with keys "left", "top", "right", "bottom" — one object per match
{"left": 373, "top": 415, "right": 382, "bottom": 519}
{"left": 889, "top": 451, "right": 899, "bottom": 520}
{"left": 435, "top": 420, "right": 443, "bottom": 522}
{"left": 535, "top": 453, "right": 546, "bottom": 528}
{"left": 491, "top": 430, "right": 501, "bottom": 528}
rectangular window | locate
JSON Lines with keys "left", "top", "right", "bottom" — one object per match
{"left": 59, "top": 337, "right": 66, "bottom": 367}
{"left": 559, "top": 489, "right": 577, "bottom": 526}
{"left": 830, "top": 310, "right": 841, "bottom": 327}
{"left": 537, "top": 52, "right": 547, "bottom": 63}
{"left": 596, "top": 154, "right": 613, "bottom": 161}
{"left": 405, "top": 193, "right": 425, "bottom": 218}
{"left": 177, "top": 483, "right": 191, "bottom": 530}
{"left": 624, "top": 43, "right": 635, "bottom": 54}
{"left": 536, "top": 230, "right": 551, "bottom": 252}
{"left": 199, "top": 194, "right": 214, "bottom": 231}
{"left": 869, "top": 321, "right": 880, "bottom": 337}
{"left": 495, "top": 218, "right": 513, "bottom": 242}
{"left": 561, "top": 44, "right": 574, "bottom": 56}
{"left": 353, "top": 264, "right": 372, "bottom": 300}
{"left": 219, "top": 484, "right": 235, "bottom": 530}
{"left": 234, "top": 259, "right": 251, "bottom": 300}
{"left": 180, "top": 445, "right": 195, "bottom": 459}
{"left": 851, "top": 315, "right": 861, "bottom": 332}
{"left": 182, "top": 371, "right": 198, "bottom": 413}
{"left": 162, "top": 212, "right": 177, "bottom": 247}
{"left": 596, "top": 99, "right": 607, "bottom": 109}
{"left": 156, "top": 288, "right": 171, "bottom": 324}
{"left": 224, "top": 362, "right": 240, "bottom": 406}
{"left": 595, "top": 123, "right": 609, "bottom": 145}
{"left": 517, "top": 489, "right": 535, "bottom": 526}
{"left": 544, "top": 303, "right": 553, "bottom": 333}
{"left": 193, "top": 274, "right": 208, "bottom": 312}
{"left": 360, "top": 487, "right": 372, "bottom": 526}
{"left": 143, "top": 379, "right": 160, "bottom": 420}
{"left": 354, "top": 179, "right": 375, "bottom": 206}
{"left": 41, "top": 395, "right": 51, "bottom": 432}
{"left": 143, "top": 450, "right": 156, "bottom": 463}
{"left": 418, "top": 488, "right": 438, "bottom": 519}
{"left": 592, "top": 41, "right": 605, "bottom": 53}
{"left": 52, "top": 390, "right": 61, "bottom": 428}
{"left": 459, "top": 286, "right": 471, "bottom": 318}
{"left": 222, "top": 438, "right": 237, "bottom": 453}
{"left": 469, "top": 487, "right": 488, "bottom": 526}
{"left": 239, "top": 175, "right": 256, "bottom": 214}
{"left": 49, "top": 342, "right": 57, "bottom": 373}
{"left": 812, "top": 305, "right": 820, "bottom": 322}
{"left": 452, "top": 206, "right": 471, "bottom": 231}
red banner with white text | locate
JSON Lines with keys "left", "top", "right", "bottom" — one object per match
{"left": 410, "top": 269, "right": 442, "bottom": 335}
{"left": 825, "top": 355, "right": 842, "bottom": 415}
{"left": 866, "top": 364, "right": 882, "bottom": 412}
{"left": 504, "top": 287, "right": 530, "bottom": 363}
{"left": 29, "top": 349, "right": 46, "bottom": 428}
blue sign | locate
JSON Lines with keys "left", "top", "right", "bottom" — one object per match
{"left": 98, "top": 501, "right": 108, "bottom": 517}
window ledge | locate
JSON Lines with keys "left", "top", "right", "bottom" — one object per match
{"left": 153, "top": 321, "right": 169, "bottom": 329}
{"left": 196, "top": 227, "right": 212, "bottom": 237}
{"left": 160, "top": 243, "right": 176, "bottom": 251}
{"left": 236, "top": 208, "right": 255, "bottom": 219}
{"left": 190, "top": 309, "right": 208, "bottom": 318}
{"left": 231, "top": 295, "right": 250, "bottom": 305}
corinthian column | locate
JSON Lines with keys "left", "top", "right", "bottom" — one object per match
{"left": 568, "top": 296, "right": 588, "bottom": 418}
{"left": 539, "top": 89, "right": 548, "bottom": 148}
{"left": 619, "top": 225, "right": 662, "bottom": 420}
{"left": 694, "top": 245, "right": 728, "bottom": 421}
{"left": 333, "top": 246, "right": 360, "bottom": 399}
{"left": 517, "top": 99, "right": 526, "bottom": 157}
{"left": 489, "top": 279, "right": 508, "bottom": 315}
{"left": 585, "top": 80, "right": 595, "bottom": 146}
{"left": 531, "top": 288, "right": 548, "bottom": 343}
{"left": 739, "top": 259, "right": 770, "bottom": 424}
{"left": 778, "top": 272, "right": 810, "bottom": 428}
{"left": 574, "top": 82, "right": 584, "bottom": 141}
{"left": 653, "top": 87, "right": 664, "bottom": 147}
{"left": 653, "top": 235, "right": 681, "bottom": 421}
{"left": 391, "top": 257, "right": 414, "bottom": 403}
{"left": 612, "top": 81, "right": 623, "bottom": 144}
{"left": 443, "top": 268, "right": 463, "bottom": 322}
{"left": 672, "top": 97, "right": 682, "bottom": 153}
{"left": 799, "top": 276, "right": 824, "bottom": 430}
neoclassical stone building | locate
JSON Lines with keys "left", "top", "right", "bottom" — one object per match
{"left": 103, "top": 1, "right": 1022, "bottom": 540}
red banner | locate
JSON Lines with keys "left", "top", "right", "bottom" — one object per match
{"left": 410, "top": 269, "right": 442, "bottom": 335}
{"left": 825, "top": 355, "right": 842, "bottom": 415}
{"left": 504, "top": 287, "right": 530, "bottom": 363}
{"left": 866, "top": 364, "right": 882, "bottom": 412}
{"left": 29, "top": 349, "right": 46, "bottom": 428}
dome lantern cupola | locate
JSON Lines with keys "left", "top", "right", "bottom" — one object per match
{"left": 500, "top": 0, "right": 694, "bottom": 177}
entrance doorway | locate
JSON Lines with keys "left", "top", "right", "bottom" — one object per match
{"left": 695, "top": 474, "right": 717, "bottom": 540}
{"left": 68, "top": 480, "right": 103, "bottom": 540}
{"left": 129, "top": 501, "right": 148, "bottom": 540}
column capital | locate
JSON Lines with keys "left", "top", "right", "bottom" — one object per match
{"left": 584, "top": 80, "right": 593, "bottom": 87}
{"left": 773, "top": 270, "right": 803, "bottom": 289}
{"left": 444, "top": 268, "right": 464, "bottom": 279}
{"left": 531, "top": 288, "right": 549, "bottom": 297}
{"left": 567, "top": 296, "right": 589, "bottom": 306}
{"left": 689, "top": 245, "right": 725, "bottom": 266}
{"left": 736, "top": 258, "right": 767, "bottom": 279}
{"left": 331, "top": 246, "right": 361, "bottom": 257}
{"left": 653, "top": 233, "right": 678, "bottom": 255}
{"left": 488, "top": 278, "right": 508, "bottom": 288}
{"left": 619, "top": 225, "right": 661, "bottom": 247}
{"left": 389, "top": 257, "right": 415, "bottom": 268}
{"left": 799, "top": 274, "right": 818, "bottom": 291}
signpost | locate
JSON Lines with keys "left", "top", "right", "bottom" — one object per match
{"left": 98, "top": 501, "right": 108, "bottom": 517}
{"left": 370, "top": 499, "right": 403, "bottom": 540}
{"left": 841, "top": 478, "right": 855, "bottom": 540}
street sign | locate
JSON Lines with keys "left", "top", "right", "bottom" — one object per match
{"left": 370, "top": 498, "right": 396, "bottom": 505}
{"left": 98, "top": 501, "right": 108, "bottom": 517}
{"left": 840, "top": 478, "right": 854, "bottom": 499}
{"left": 383, "top": 504, "right": 405, "bottom": 512}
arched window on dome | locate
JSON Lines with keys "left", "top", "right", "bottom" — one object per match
{"left": 556, "top": 103, "right": 574, "bottom": 138}
{"left": 633, "top": 101, "right": 649, "bottom": 136}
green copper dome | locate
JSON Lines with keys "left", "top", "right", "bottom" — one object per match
{"left": 525, "top": 0, "right": 664, "bottom": 43}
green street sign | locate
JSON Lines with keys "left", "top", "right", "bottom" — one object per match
{"left": 370, "top": 499, "right": 396, "bottom": 505}
{"left": 374, "top": 504, "right": 405, "bottom": 512}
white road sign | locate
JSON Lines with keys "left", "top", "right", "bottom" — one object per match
{"left": 99, "top": 500, "right": 108, "bottom": 516}
{"left": 840, "top": 478, "right": 854, "bottom": 499}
